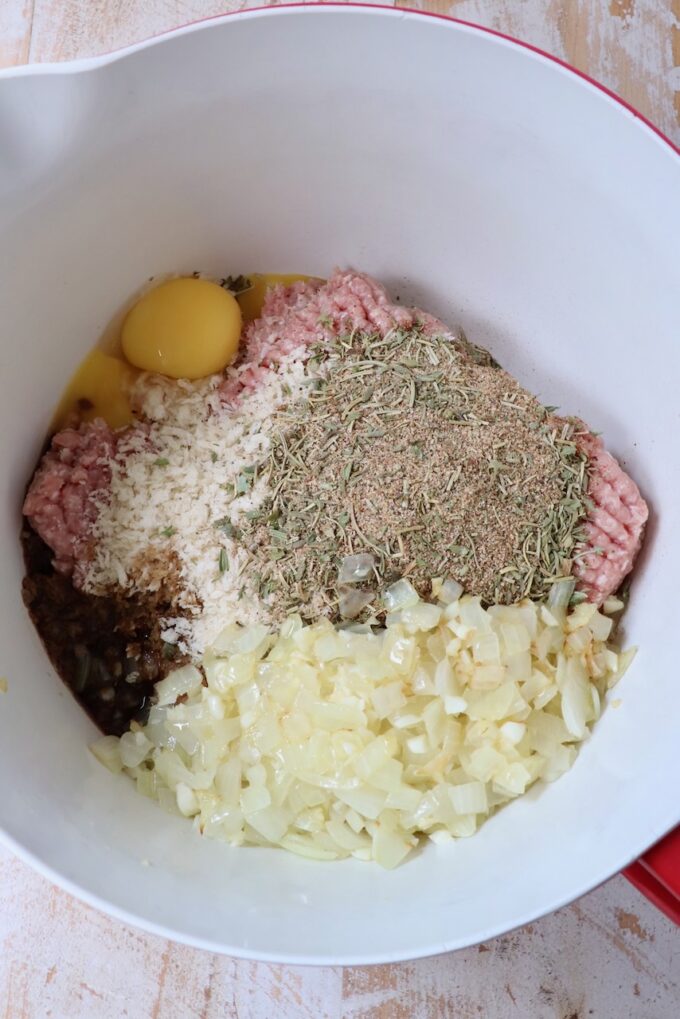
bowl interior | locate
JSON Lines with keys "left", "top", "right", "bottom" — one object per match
{"left": 0, "top": 7, "right": 679, "bottom": 963}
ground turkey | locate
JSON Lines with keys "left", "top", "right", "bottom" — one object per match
{"left": 24, "top": 270, "right": 647, "bottom": 607}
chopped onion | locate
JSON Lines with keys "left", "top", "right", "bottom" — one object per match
{"left": 155, "top": 664, "right": 202, "bottom": 706}
{"left": 338, "top": 553, "right": 375, "bottom": 584}
{"left": 566, "top": 602, "right": 598, "bottom": 631}
{"left": 436, "top": 579, "right": 464, "bottom": 605}
{"left": 373, "top": 825, "right": 415, "bottom": 869}
{"left": 589, "top": 611, "right": 613, "bottom": 643}
{"left": 500, "top": 622, "right": 531, "bottom": 656}
{"left": 100, "top": 586, "right": 631, "bottom": 868}
{"left": 119, "top": 730, "right": 153, "bottom": 769}
{"left": 383, "top": 579, "right": 420, "bottom": 612}
{"left": 406, "top": 734, "right": 429, "bottom": 755}
{"left": 90, "top": 735, "right": 123, "bottom": 774}
{"left": 459, "top": 597, "right": 491, "bottom": 631}
{"left": 449, "top": 781, "right": 488, "bottom": 814}
{"left": 547, "top": 577, "right": 576, "bottom": 619}
{"left": 493, "top": 762, "right": 531, "bottom": 796}
{"left": 444, "top": 695, "right": 468, "bottom": 716}
{"left": 338, "top": 586, "right": 375, "bottom": 620}
{"left": 472, "top": 631, "right": 501, "bottom": 664}
{"left": 241, "top": 785, "right": 272, "bottom": 814}
{"left": 176, "top": 782, "right": 199, "bottom": 816}
{"left": 371, "top": 681, "right": 407, "bottom": 719}
{"left": 466, "top": 683, "right": 521, "bottom": 722}
{"left": 247, "top": 806, "right": 291, "bottom": 842}
{"left": 499, "top": 721, "right": 526, "bottom": 746}
{"left": 561, "top": 673, "right": 592, "bottom": 739}
{"left": 470, "top": 664, "right": 506, "bottom": 690}
{"left": 401, "top": 602, "right": 443, "bottom": 632}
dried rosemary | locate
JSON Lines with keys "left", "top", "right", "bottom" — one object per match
{"left": 238, "top": 326, "right": 591, "bottom": 619}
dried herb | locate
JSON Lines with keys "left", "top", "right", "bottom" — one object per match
{"left": 220, "top": 275, "right": 252, "bottom": 295}
{"left": 214, "top": 518, "right": 239, "bottom": 539}
{"left": 237, "top": 326, "right": 590, "bottom": 618}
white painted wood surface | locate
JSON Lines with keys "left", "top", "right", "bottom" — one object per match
{"left": 1, "top": 2, "right": 679, "bottom": 1016}
{"left": 1, "top": 842, "right": 679, "bottom": 1017}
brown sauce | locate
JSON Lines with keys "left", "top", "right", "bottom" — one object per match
{"left": 21, "top": 523, "right": 185, "bottom": 736}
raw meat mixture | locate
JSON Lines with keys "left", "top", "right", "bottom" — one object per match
{"left": 24, "top": 269, "right": 648, "bottom": 608}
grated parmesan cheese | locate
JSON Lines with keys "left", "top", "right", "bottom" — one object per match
{"left": 84, "top": 354, "right": 312, "bottom": 656}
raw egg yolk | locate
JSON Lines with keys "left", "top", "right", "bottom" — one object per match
{"left": 53, "top": 349, "right": 133, "bottom": 430}
{"left": 121, "top": 277, "right": 242, "bottom": 380}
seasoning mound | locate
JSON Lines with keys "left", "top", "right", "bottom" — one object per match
{"left": 241, "top": 326, "right": 591, "bottom": 619}
{"left": 23, "top": 269, "right": 648, "bottom": 675}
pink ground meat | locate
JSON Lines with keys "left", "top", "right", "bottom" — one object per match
{"left": 23, "top": 419, "right": 117, "bottom": 585}
{"left": 24, "top": 270, "right": 648, "bottom": 604}
{"left": 573, "top": 431, "right": 648, "bottom": 604}
{"left": 219, "top": 270, "right": 425, "bottom": 403}
{"left": 246, "top": 270, "right": 415, "bottom": 362}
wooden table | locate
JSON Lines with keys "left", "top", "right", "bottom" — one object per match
{"left": 1, "top": 3, "right": 679, "bottom": 1016}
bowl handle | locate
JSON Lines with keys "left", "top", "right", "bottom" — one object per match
{"left": 624, "top": 826, "right": 680, "bottom": 924}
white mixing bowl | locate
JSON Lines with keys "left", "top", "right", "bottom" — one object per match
{"left": 0, "top": 6, "right": 678, "bottom": 964}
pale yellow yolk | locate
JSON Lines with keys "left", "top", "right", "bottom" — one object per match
{"left": 53, "top": 272, "right": 317, "bottom": 433}
{"left": 121, "top": 277, "right": 242, "bottom": 380}
{"left": 53, "top": 349, "right": 133, "bottom": 430}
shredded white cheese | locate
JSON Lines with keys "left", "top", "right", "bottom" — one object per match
{"left": 84, "top": 355, "right": 312, "bottom": 656}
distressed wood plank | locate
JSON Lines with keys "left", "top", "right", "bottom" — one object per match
{"left": 1, "top": 845, "right": 678, "bottom": 1018}
{"left": 0, "top": 0, "right": 33, "bottom": 67}
{"left": 558, "top": 0, "right": 678, "bottom": 142}
{"left": 674, "top": 0, "right": 680, "bottom": 127}
{"left": 12, "top": 1, "right": 679, "bottom": 142}
{"left": 397, "top": 0, "right": 680, "bottom": 144}
{"left": 25, "top": 0, "right": 394, "bottom": 63}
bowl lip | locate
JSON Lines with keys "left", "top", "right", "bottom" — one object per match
{"left": 1, "top": 3, "right": 679, "bottom": 966}
{"left": 0, "top": 2, "right": 677, "bottom": 159}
